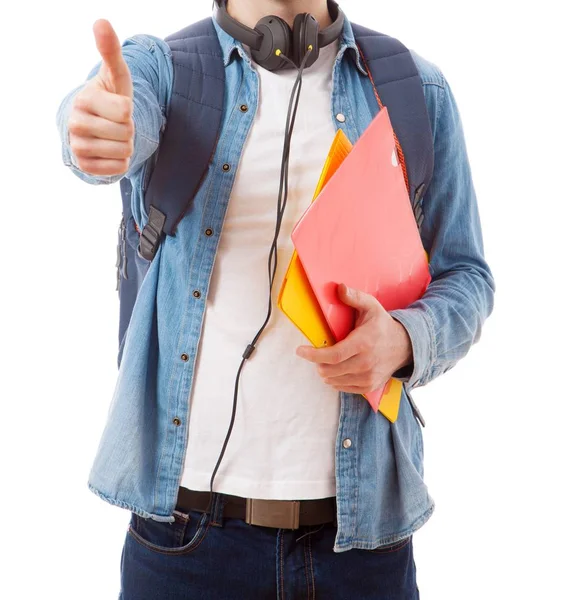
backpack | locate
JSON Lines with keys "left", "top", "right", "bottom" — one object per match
{"left": 115, "top": 17, "right": 434, "bottom": 368}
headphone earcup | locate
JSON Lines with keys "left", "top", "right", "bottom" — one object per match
{"left": 292, "top": 13, "right": 320, "bottom": 68}
{"left": 252, "top": 16, "right": 292, "bottom": 71}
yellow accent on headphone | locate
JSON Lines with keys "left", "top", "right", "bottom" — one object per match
{"left": 275, "top": 49, "right": 282, "bottom": 56}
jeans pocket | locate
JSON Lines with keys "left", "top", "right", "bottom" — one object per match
{"left": 127, "top": 509, "right": 211, "bottom": 556}
{"left": 366, "top": 535, "right": 412, "bottom": 554}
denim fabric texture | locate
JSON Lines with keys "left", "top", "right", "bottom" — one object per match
{"left": 55, "top": 14, "right": 495, "bottom": 552}
{"left": 119, "top": 496, "right": 419, "bottom": 599}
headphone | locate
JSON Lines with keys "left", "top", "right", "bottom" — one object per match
{"left": 214, "top": 0, "right": 345, "bottom": 71}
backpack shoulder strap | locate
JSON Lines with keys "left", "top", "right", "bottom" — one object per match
{"left": 351, "top": 23, "right": 434, "bottom": 206}
{"left": 138, "top": 17, "right": 225, "bottom": 260}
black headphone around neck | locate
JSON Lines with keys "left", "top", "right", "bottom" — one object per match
{"left": 214, "top": 0, "right": 345, "bottom": 71}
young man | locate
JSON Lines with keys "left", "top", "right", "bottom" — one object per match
{"left": 56, "top": 1, "right": 494, "bottom": 598}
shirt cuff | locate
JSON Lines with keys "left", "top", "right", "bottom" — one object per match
{"left": 389, "top": 307, "right": 436, "bottom": 390}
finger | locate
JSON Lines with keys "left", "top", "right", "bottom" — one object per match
{"left": 296, "top": 325, "right": 369, "bottom": 365}
{"left": 68, "top": 110, "right": 134, "bottom": 142}
{"left": 296, "top": 337, "right": 358, "bottom": 365}
{"left": 93, "top": 19, "right": 133, "bottom": 98}
{"left": 324, "top": 370, "right": 375, "bottom": 389}
{"left": 338, "top": 283, "right": 380, "bottom": 312}
{"left": 73, "top": 86, "right": 133, "bottom": 123}
{"left": 317, "top": 353, "right": 371, "bottom": 378}
{"left": 73, "top": 157, "right": 130, "bottom": 177}
{"left": 70, "top": 134, "right": 133, "bottom": 160}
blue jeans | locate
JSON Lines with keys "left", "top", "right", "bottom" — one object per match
{"left": 119, "top": 494, "right": 419, "bottom": 599}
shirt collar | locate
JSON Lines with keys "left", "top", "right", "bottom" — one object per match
{"left": 339, "top": 14, "right": 368, "bottom": 75}
{"left": 211, "top": 12, "right": 367, "bottom": 76}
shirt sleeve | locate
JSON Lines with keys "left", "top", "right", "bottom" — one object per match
{"left": 389, "top": 71, "right": 495, "bottom": 390}
{"left": 55, "top": 34, "right": 173, "bottom": 185}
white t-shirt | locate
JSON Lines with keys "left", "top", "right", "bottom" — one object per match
{"left": 180, "top": 41, "right": 341, "bottom": 500}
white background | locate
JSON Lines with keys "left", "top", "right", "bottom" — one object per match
{"left": 1, "top": 1, "right": 562, "bottom": 598}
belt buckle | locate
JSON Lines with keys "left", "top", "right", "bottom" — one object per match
{"left": 245, "top": 499, "right": 300, "bottom": 530}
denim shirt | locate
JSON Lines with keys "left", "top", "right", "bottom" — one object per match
{"left": 55, "top": 15, "right": 495, "bottom": 552}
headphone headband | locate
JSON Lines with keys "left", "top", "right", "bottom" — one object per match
{"left": 215, "top": 0, "right": 263, "bottom": 50}
{"left": 317, "top": 1, "right": 345, "bottom": 48}
{"left": 214, "top": 0, "right": 344, "bottom": 56}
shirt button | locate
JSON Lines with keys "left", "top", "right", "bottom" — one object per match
{"left": 222, "top": 163, "right": 231, "bottom": 172}
{"left": 180, "top": 353, "right": 189, "bottom": 362}
{"left": 193, "top": 290, "right": 201, "bottom": 298}
{"left": 342, "top": 438, "right": 352, "bottom": 449}
{"left": 239, "top": 104, "right": 249, "bottom": 113}
{"left": 336, "top": 113, "right": 346, "bottom": 123}
{"left": 205, "top": 228, "right": 213, "bottom": 236}
{"left": 173, "top": 417, "right": 182, "bottom": 426}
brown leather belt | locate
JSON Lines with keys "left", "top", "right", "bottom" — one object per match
{"left": 176, "top": 487, "right": 337, "bottom": 530}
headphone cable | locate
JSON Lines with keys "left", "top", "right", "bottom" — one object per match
{"left": 202, "top": 48, "right": 313, "bottom": 519}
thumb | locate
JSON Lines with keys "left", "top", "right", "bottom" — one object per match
{"left": 93, "top": 19, "right": 133, "bottom": 98}
{"left": 337, "top": 283, "right": 380, "bottom": 312}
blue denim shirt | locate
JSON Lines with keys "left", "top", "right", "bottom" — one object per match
{"left": 55, "top": 15, "right": 495, "bottom": 552}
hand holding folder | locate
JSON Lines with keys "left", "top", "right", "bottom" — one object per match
{"left": 284, "top": 106, "right": 431, "bottom": 415}
{"left": 277, "top": 128, "right": 404, "bottom": 422}
{"left": 294, "top": 282, "right": 413, "bottom": 412}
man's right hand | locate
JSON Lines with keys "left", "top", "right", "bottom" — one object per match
{"left": 68, "top": 20, "right": 134, "bottom": 177}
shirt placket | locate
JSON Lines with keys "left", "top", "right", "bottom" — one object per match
{"left": 330, "top": 51, "right": 364, "bottom": 547}
{"left": 166, "top": 58, "right": 261, "bottom": 512}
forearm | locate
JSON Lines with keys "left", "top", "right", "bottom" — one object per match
{"left": 390, "top": 72, "right": 495, "bottom": 390}
{"left": 391, "top": 263, "right": 494, "bottom": 389}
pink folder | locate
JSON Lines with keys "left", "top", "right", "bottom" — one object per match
{"left": 291, "top": 106, "right": 431, "bottom": 413}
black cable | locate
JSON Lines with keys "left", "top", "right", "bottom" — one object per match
{"left": 262, "top": 62, "right": 305, "bottom": 336}
{"left": 204, "top": 48, "right": 313, "bottom": 517}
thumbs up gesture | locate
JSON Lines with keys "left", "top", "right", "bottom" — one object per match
{"left": 68, "top": 20, "right": 134, "bottom": 177}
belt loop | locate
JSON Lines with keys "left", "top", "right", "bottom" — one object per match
{"left": 210, "top": 492, "right": 225, "bottom": 527}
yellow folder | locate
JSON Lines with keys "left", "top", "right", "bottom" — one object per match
{"left": 277, "top": 129, "right": 403, "bottom": 423}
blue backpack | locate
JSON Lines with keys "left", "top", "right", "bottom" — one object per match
{"left": 115, "top": 17, "right": 434, "bottom": 368}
